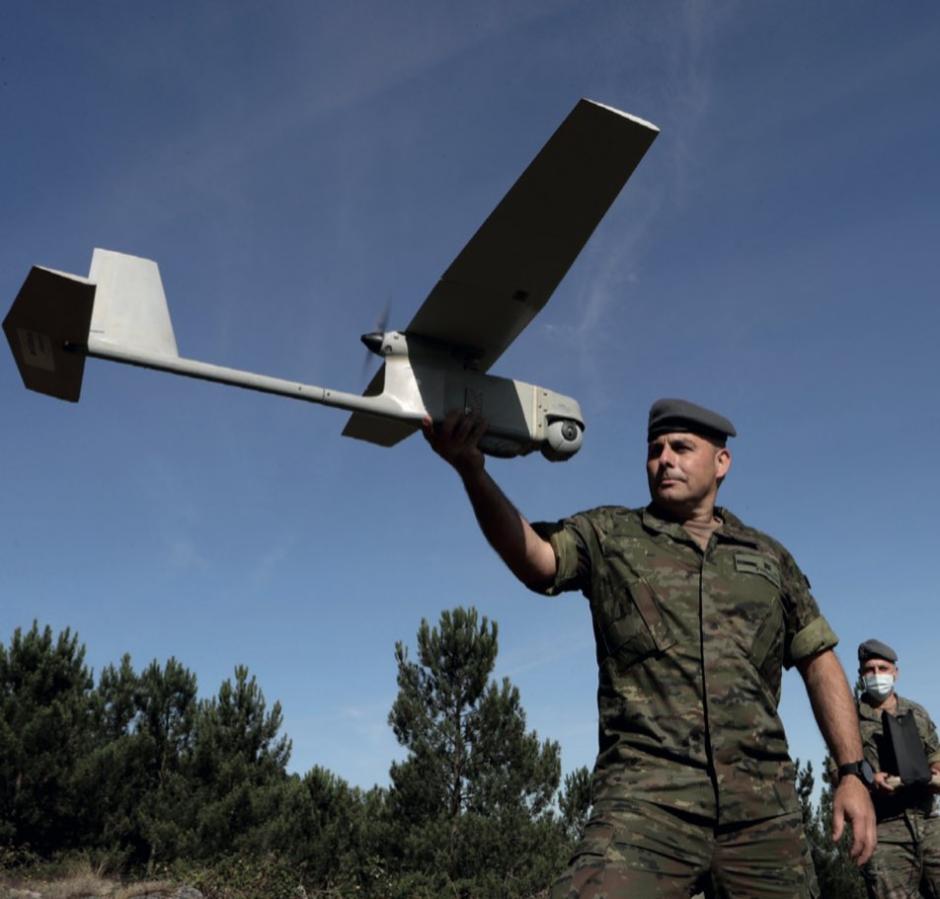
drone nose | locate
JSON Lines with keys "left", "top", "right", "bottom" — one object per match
{"left": 361, "top": 332, "right": 384, "bottom": 355}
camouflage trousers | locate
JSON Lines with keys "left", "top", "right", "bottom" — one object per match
{"left": 863, "top": 813, "right": 940, "bottom": 898}
{"left": 550, "top": 799, "right": 819, "bottom": 898}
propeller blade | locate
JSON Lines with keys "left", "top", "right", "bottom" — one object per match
{"left": 359, "top": 300, "right": 392, "bottom": 385}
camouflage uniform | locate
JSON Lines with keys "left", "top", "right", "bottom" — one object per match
{"left": 532, "top": 504, "right": 838, "bottom": 897}
{"left": 858, "top": 694, "right": 940, "bottom": 898}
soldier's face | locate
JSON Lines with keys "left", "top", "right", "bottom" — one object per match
{"left": 646, "top": 432, "right": 731, "bottom": 512}
{"left": 861, "top": 659, "right": 898, "bottom": 679}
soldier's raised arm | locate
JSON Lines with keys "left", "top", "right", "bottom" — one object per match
{"left": 422, "top": 411, "right": 556, "bottom": 591}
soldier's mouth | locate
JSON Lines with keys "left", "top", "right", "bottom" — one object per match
{"left": 658, "top": 476, "right": 685, "bottom": 486}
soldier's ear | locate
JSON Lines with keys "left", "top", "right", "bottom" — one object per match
{"left": 715, "top": 446, "right": 731, "bottom": 477}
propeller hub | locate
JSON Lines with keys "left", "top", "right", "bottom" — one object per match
{"left": 361, "top": 332, "right": 384, "bottom": 355}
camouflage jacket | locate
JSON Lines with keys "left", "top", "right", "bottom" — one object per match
{"left": 858, "top": 693, "right": 940, "bottom": 823}
{"left": 532, "top": 504, "right": 837, "bottom": 825}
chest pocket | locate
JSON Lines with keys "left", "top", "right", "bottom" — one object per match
{"left": 594, "top": 541, "right": 677, "bottom": 668}
{"left": 733, "top": 551, "right": 786, "bottom": 697}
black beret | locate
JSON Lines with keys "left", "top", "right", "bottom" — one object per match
{"left": 858, "top": 639, "right": 898, "bottom": 664}
{"left": 647, "top": 398, "right": 737, "bottom": 444}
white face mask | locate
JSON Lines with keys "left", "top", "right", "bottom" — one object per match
{"left": 863, "top": 673, "right": 895, "bottom": 701}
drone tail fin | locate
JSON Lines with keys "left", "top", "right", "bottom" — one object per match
{"left": 88, "top": 249, "right": 179, "bottom": 359}
{"left": 3, "top": 249, "right": 179, "bottom": 402}
{"left": 3, "top": 265, "right": 97, "bottom": 401}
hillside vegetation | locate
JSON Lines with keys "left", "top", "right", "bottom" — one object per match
{"left": 0, "top": 611, "right": 862, "bottom": 898}
{"left": 0, "top": 611, "right": 584, "bottom": 898}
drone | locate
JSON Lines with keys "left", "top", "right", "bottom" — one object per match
{"left": 4, "top": 99, "right": 658, "bottom": 462}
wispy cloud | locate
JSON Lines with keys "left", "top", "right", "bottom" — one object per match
{"left": 662, "top": 0, "right": 729, "bottom": 205}
{"left": 250, "top": 534, "right": 298, "bottom": 586}
{"left": 137, "top": 454, "right": 212, "bottom": 572}
{"left": 562, "top": 1, "right": 737, "bottom": 411}
{"left": 87, "top": 2, "right": 579, "bottom": 235}
{"left": 340, "top": 700, "right": 403, "bottom": 765}
{"left": 498, "top": 632, "right": 594, "bottom": 680}
{"left": 166, "top": 536, "right": 210, "bottom": 573}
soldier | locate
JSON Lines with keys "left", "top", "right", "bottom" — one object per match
{"left": 423, "top": 398, "right": 876, "bottom": 897}
{"left": 856, "top": 639, "right": 940, "bottom": 898}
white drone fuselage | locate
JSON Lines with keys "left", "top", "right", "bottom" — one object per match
{"left": 82, "top": 303, "right": 587, "bottom": 462}
{"left": 87, "top": 333, "right": 586, "bottom": 462}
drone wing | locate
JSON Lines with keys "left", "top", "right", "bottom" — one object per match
{"left": 342, "top": 98, "right": 658, "bottom": 447}
{"left": 406, "top": 99, "right": 658, "bottom": 371}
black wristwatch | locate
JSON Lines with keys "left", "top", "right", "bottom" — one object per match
{"left": 838, "top": 759, "right": 875, "bottom": 788}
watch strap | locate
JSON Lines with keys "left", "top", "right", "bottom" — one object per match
{"left": 837, "top": 759, "right": 873, "bottom": 786}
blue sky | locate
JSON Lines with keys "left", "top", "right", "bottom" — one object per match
{"left": 2, "top": 2, "right": 939, "bottom": 792}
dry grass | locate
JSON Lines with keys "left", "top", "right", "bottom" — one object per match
{"left": 28, "top": 874, "right": 114, "bottom": 897}
{"left": 21, "top": 857, "right": 111, "bottom": 898}
{"left": 0, "top": 879, "right": 179, "bottom": 899}
{"left": 0, "top": 858, "right": 177, "bottom": 899}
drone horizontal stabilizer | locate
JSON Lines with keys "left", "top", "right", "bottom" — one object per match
{"left": 3, "top": 266, "right": 96, "bottom": 401}
{"left": 341, "top": 365, "right": 421, "bottom": 446}
{"left": 342, "top": 412, "right": 420, "bottom": 447}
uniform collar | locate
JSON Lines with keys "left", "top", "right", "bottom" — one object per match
{"left": 858, "top": 693, "right": 909, "bottom": 720}
{"left": 640, "top": 504, "right": 688, "bottom": 540}
{"left": 712, "top": 508, "right": 761, "bottom": 548}
{"left": 641, "top": 504, "right": 759, "bottom": 549}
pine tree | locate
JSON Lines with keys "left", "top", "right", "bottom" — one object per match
{"left": 188, "top": 665, "right": 292, "bottom": 859}
{"left": 0, "top": 623, "right": 95, "bottom": 854}
{"left": 559, "top": 765, "right": 593, "bottom": 841}
{"left": 795, "top": 756, "right": 866, "bottom": 898}
{"left": 814, "top": 757, "right": 867, "bottom": 899}
{"left": 272, "top": 766, "right": 382, "bottom": 893}
{"left": 387, "top": 607, "right": 566, "bottom": 898}
{"left": 79, "top": 656, "right": 199, "bottom": 868}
